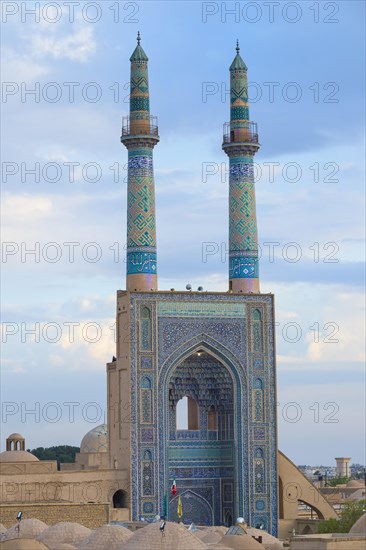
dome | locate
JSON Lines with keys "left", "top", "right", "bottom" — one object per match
{"left": 197, "top": 526, "right": 228, "bottom": 544}
{"left": 3, "top": 519, "right": 48, "bottom": 540}
{"left": 7, "top": 433, "right": 25, "bottom": 439}
{"left": 80, "top": 424, "right": 108, "bottom": 453}
{"left": 201, "top": 530, "right": 224, "bottom": 544}
{"left": 246, "top": 528, "right": 284, "bottom": 549}
{"left": 347, "top": 480, "right": 363, "bottom": 488}
{"left": 0, "top": 540, "right": 49, "bottom": 549}
{"left": 349, "top": 512, "right": 366, "bottom": 534}
{"left": 37, "top": 522, "right": 90, "bottom": 548}
{"left": 0, "top": 450, "right": 39, "bottom": 463}
{"left": 267, "top": 543, "right": 284, "bottom": 550}
{"left": 78, "top": 524, "right": 132, "bottom": 550}
{"left": 121, "top": 521, "right": 207, "bottom": 550}
{"left": 221, "top": 534, "right": 265, "bottom": 550}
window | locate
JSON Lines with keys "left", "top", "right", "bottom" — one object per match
{"left": 113, "top": 489, "right": 128, "bottom": 508}
{"left": 208, "top": 405, "right": 218, "bottom": 430}
{"left": 176, "top": 396, "right": 199, "bottom": 430}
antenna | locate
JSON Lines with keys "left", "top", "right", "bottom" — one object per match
{"left": 186, "top": 284, "right": 192, "bottom": 291}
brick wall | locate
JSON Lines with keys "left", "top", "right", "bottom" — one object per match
{"left": 0, "top": 503, "right": 109, "bottom": 529}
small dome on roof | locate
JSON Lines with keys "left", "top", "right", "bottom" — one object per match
{"left": 350, "top": 512, "right": 366, "bottom": 534}
{"left": 3, "top": 519, "right": 47, "bottom": 540}
{"left": 0, "top": 540, "right": 49, "bottom": 549}
{"left": 347, "top": 479, "right": 363, "bottom": 488}
{"left": 78, "top": 524, "right": 132, "bottom": 550}
{"left": 201, "top": 530, "right": 225, "bottom": 544}
{"left": 7, "top": 433, "right": 25, "bottom": 439}
{"left": 222, "top": 533, "right": 265, "bottom": 549}
{"left": 80, "top": 424, "right": 108, "bottom": 453}
{"left": 0, "top": 450, "right": 39, "bottom": 462}
{"left": 37, "top": 522, "right": 90, "bottom": 547}
{"left": 246, "top": 527, "right": 284, "bottom": 548}
{"left": 267, "top": 543, "right": 284, "bottom": 550}
{"left": 121, "top": 521, "right": 207, "bottom": 550}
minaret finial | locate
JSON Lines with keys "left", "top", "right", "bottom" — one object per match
{"left": 236, "top": 39, "right": 240, "bottom": 54}
{"left": 137, "top": 31, "right": 141, "bottom": 46}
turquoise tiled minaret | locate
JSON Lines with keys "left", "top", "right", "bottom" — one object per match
{"left": 121, "top": 32, "right": 159, "bottom": 291}
{"left": 223, "top": 41, "right": 260, "bottom": 293}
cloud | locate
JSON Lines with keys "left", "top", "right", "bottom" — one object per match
{"left": 57, "top": 316, "right": 115, "bottom": 370}
{"left": 1, "top": 48, "right": 49, "bottom": 82}
{"left": 2, "top": 193, "right": 53, "bottom": 221}
{"left": 31, "top": 26, "right": 96, "bottom": 63}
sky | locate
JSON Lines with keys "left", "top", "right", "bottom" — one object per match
{"left": 1, "top": 0, "right": 365, "bottom": 466}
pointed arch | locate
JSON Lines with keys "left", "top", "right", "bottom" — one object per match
{"left": 169, "top": 489, "right": 213, "bottom": 525}
{"left": 143, "top": 449, "right": 152, "bottom": 461}
{"left": 140, "top": 305, "right": 152, "bottom": 350}
{"left": 141, "top": 375, "right": 152, "bottom": 389}
{"left": 158, "top": 333, "right": 248, "bottom": 521}
{"left": 252, "top": 308, "right": 263, "bottom": 352}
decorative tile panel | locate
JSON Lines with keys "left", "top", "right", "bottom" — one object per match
{"left": 128, "top": 292, "right": 277, "bottom": 535}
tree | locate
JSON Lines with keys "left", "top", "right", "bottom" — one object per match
{"left": 29, "top": 445, "right": 79, "bottom": 469}
{"left": 340, "top": 499, "right": 366, "bottom": 532}
{"left": 317, "top": 500, "right": 366, "bottom": 533}
{"left": 317, "top": 518, "right": 340, "bottom": 534}
{"left": 327, "top": 475, "right": 350, "bottom": 487}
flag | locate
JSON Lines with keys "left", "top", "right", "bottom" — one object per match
{"left": 171, "top": 478, "right": 177, "bottom": 496}
{"left": 177, "top": 495, "right": 183, "bottom": 519}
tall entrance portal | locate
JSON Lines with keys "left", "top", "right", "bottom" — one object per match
{"left": 167, "top": 352, "right": 236, "bottom": 525}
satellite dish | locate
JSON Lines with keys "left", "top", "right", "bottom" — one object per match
{"left": 197, "top": 286, "right": 203, "bottom": 291}
{"left": 186, "top": 284, "right": 192, "bottom": 290}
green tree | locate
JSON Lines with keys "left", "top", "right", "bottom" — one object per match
{"left": 317, "top": 518, "right": 341, "bottom": 534}
{"left": 317, "top": 500, "right": 366, "bottom": 533}
{"left": 340, "top": 499, "right": 366, "bottom": 532}
{"left": 29, "top": 445, "right": 79, "bottom": 469}
{"left": 327, "top": 475, "right": 350, "bottom": 487}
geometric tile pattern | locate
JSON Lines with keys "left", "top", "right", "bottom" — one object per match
{"left": 229, "top": 254, "right": 258, "bottom": 279}
{"left": 124, "top": 39, "right": 158, "bottom": 278}
{"left": 128, "top": 291, "right": 278, "bottom": 536}
{"left": 127, "top": 156, "right": 157, "bottom": 252}
{"left": 225, "top": 50, "right": 260, "bottom": 283}
{"left": 79, "top": 424, "right": 108, "bottom": 453}
{"left": 229, "top": 156, "right": 258, "bottom": 256}
{"left": 254, "top": 453, "right": 265, "bottom": 493}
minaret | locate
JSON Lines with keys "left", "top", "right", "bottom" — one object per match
{"left": 121, "top": 32, "right": 159, "bottom": 291}
{"left": 223, "top": 41, "right": 260, "bottom": 293}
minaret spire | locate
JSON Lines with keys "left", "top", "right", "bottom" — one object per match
{"left": 121, "top": 34, "right": 159, "bottom": 291}
{"left": 222, "top": 42, "right": 260, "bottom": 293}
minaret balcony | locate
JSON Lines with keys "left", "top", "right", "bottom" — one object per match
{"left": 223, "top": 121, "right": 259, "bottom": 145}
{"left": 121, "top": 115, "right": 159, "bottom": 139}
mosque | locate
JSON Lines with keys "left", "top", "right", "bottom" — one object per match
{"left": 0, "top": 36, "right": 338, "bottom": 539}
